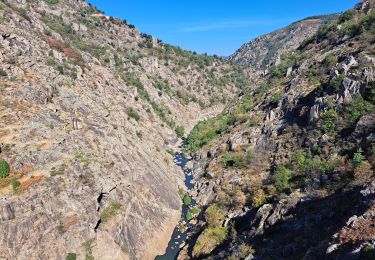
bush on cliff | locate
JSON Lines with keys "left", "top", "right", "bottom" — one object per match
{"left": 272, "top": 166, "right": 291, "bottom": 192}
{"left": 0, "top": 158, "right": 10, "bottom": 178}
{"left": 183, "top": 194, "right": 191, "bottom": 206}
{"left": 193, "top": 226, "right": 228, "bottom": 257}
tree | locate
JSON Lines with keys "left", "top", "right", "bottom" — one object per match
{"left": 251, "top": 189, "right": 266, "bottom": 208}
{"left": 353, "top": 148, "right": 365, "bottom": 167}
{"left": 234, "top": 190, "right": 246, "bottom": 208}
{"left": 204, "top": 204, "right": 225, "bottom": 227}
{"left": 66, "top": 253, "right": 77, "bottom": 260}
{"left": 183, "top": 194, "right": 191, "bottom": 206}
{"left": 322, "top": 108, "right": 337, "bottom": 133}
{"left": 186, "top": 211, "right": 193, "bottom": 221}
{"left": 272, "top": 166, "right": 292, "bottom": 192}
{"left": 175, "top": 125, "right": 184, "bottom": 138}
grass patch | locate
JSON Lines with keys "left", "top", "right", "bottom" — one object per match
{"left": 126, "top": 108, "right": 141, "bottom": 122}
{"left": 101, "top": 202, "right": 121, "bottom": 223}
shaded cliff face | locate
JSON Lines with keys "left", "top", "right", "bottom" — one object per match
{"left": 0, "top": 0, "right": 247, "bottom": 259}
{"left": 229, "top": 15, "right": 338, "bottom": 70}
{"left": 182, "top": 1, "right": 375, "bottom": 259}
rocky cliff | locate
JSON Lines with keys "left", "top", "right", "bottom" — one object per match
{"left": 182, "top": 1, "right": 375, "bottom": 259}
{"left": 229, "top": 14, "right": 338, "bottom": 70}
{"left": 0, "top": 1, "right": 247, "bottom": 259}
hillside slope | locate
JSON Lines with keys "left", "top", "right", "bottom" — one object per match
{"left": 229, "top": 14, "right": 338, "bottom": 70}
{"left": 181, "top": 1, "right": 375, "bottom": 259}
{"left": 0, "top": 0, "right": 247, "bottom": 259}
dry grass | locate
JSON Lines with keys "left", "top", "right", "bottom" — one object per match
{"left": 61, "top": 215, "right": 80, "bottom": 232}
{"left": 20, "top": 175, "right": 44, "bottom": 191}
{"left": 340, "top": 205, "right": 375, "bottom": 245}
{"left": 46, "top": 38, "right": 84, "bottom": 65}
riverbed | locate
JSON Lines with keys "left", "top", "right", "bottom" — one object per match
{"left": 155, "top": 152, "right": 197, "bottom": 260}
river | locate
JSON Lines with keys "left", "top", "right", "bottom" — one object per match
{"left": 155, "top": 152, "right": 197, "bottom": 260}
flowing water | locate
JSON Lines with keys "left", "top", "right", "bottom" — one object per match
{"left": 155, "top": 152, "right": 197, "bottom": 260}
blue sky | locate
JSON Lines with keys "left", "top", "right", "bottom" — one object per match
{"left": 87, "top": 0, "right": 359, "bottom": 56}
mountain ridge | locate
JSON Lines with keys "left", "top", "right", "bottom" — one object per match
{"left": 229, "top": 14, "right": 339, "bottom": 70}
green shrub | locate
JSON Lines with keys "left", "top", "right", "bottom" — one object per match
{"left": 100, "top": 203, "right": 121, "bottom": 223}
{"left": 126, "top": 108, "right": 140, "bottom": 121}
{"left": 190, "top": 206, "right": 201, "bottom": 215}
{"left": 204, "top": 204, "right": 225, "bottom": 227}
{"left": 292, "top": 151, "right": 306, "bottom": 168}
{"left": 360, "top": 245, "right": 375, "bottom": 260}
{"left": 150, "top": 101, "right": 175, "bottom": 128}
{"left": 338, "top": 10, "right": 357, "bottom": 24}
{"left": 327, "top": 75, "right": 345, "bottom": 92}
{"left": 323, "top": 54, "right": 338, "bottom": 67}
{"left": 177, "top": 188, "right": 185, "bottom": 198}
{"left": 175, "top": 125, "right": 184, "bottom": 138}
{"left": 44, "top": 0, "right": 59, "bottom": 4}
{"left": 272, "top": 166, "right": 291, "bottom": 192}
{"left": 322, "top": 108, "right": 337, "bottom": 133}
{"left": 84, "top": 240, "right": 94, "bottom": 260}
{"left": 11, "top": 178, "right": 20, "bottom": 192}
{"left": 122, "top": 73, "right": 149, "bottom": 101}
{"left": 50, "top": 164, "right": 66, "bottom": 176}
{"left": 362, "top": 10, "right": 375, "bottom": 31}
{"left": 292, "top": 151, "right": 337, "bottom": 186}
{"left": 17, "top": 8, "right": 31, "bottom": 22}
{"left": 0, "top": 158, "right": 10, "bottom": 178}
{"left": 256, "top": 83, "right": 270, "bottom": 94}
{"left": 183, "top": 194, "right": 191, "bottom": 206}
{"left": 193, "top": 226, "right": 228, "bottom": 256}
{"left": 353, "top": 148, "right": 365, "bottom": 167}
{"left": 343, "top": 95, "right": 373, "bottom": 125}
{"left": 42, "top": 15, "right": 73, "bottom": 35}
{"left": 236, "top": 244, "right": 256, "bottom": 259}
{"left": 0, "top": 69, "right": 7, "bottom": 77}
{"left": 316, "top": 24, "right": 335, "bottom": 41}
{"left": 269, "top": 93, "right": 282, "bottom": 107}
{"left": 186, "top": 211, "right": 193, "bottom": 221}
{"left": 66, "top": 253, "right": 77, "bottom": 260}
{"left": 251, "top": 189, "right": 266, "bottom": 208}
{"left": 187, "top": 115, "right": 230, "bottom": 151}
{"left": 270, "top": 66, "right": 283, "bottom": 79}
{"left": 186, "top": 207, "right": 201, "bottom": 221}
{"left": 342, "top": 22, "right": 362, "bottom": 37}
{"left": 221, "top": 152, "right": 245, "bottom": 168}
{"left": 300, "top": 36, "right": 315, "bottom": 49}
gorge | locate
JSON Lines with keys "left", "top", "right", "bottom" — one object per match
{"left": 1, "top": 0, "right": 375, "bottom": 260}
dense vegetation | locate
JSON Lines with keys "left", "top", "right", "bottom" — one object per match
{"left": 187, "top": 97, "right": 253, "bottom": 151}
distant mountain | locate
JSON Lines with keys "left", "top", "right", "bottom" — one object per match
{"left": 229, "top": 14, "right": 339, "bottom": 70}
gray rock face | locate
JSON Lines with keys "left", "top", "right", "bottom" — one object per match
{"left": 336, "top": 78, "right": 364, "bottom": 104}
{"left": 0, "top": 0, "right": 242, "bottom": 259}
{"left": 309, "top": 97, "right": 324, "bottom": 122}
{"left": 342, "top": 56, "right": 358, "bottom": 75}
